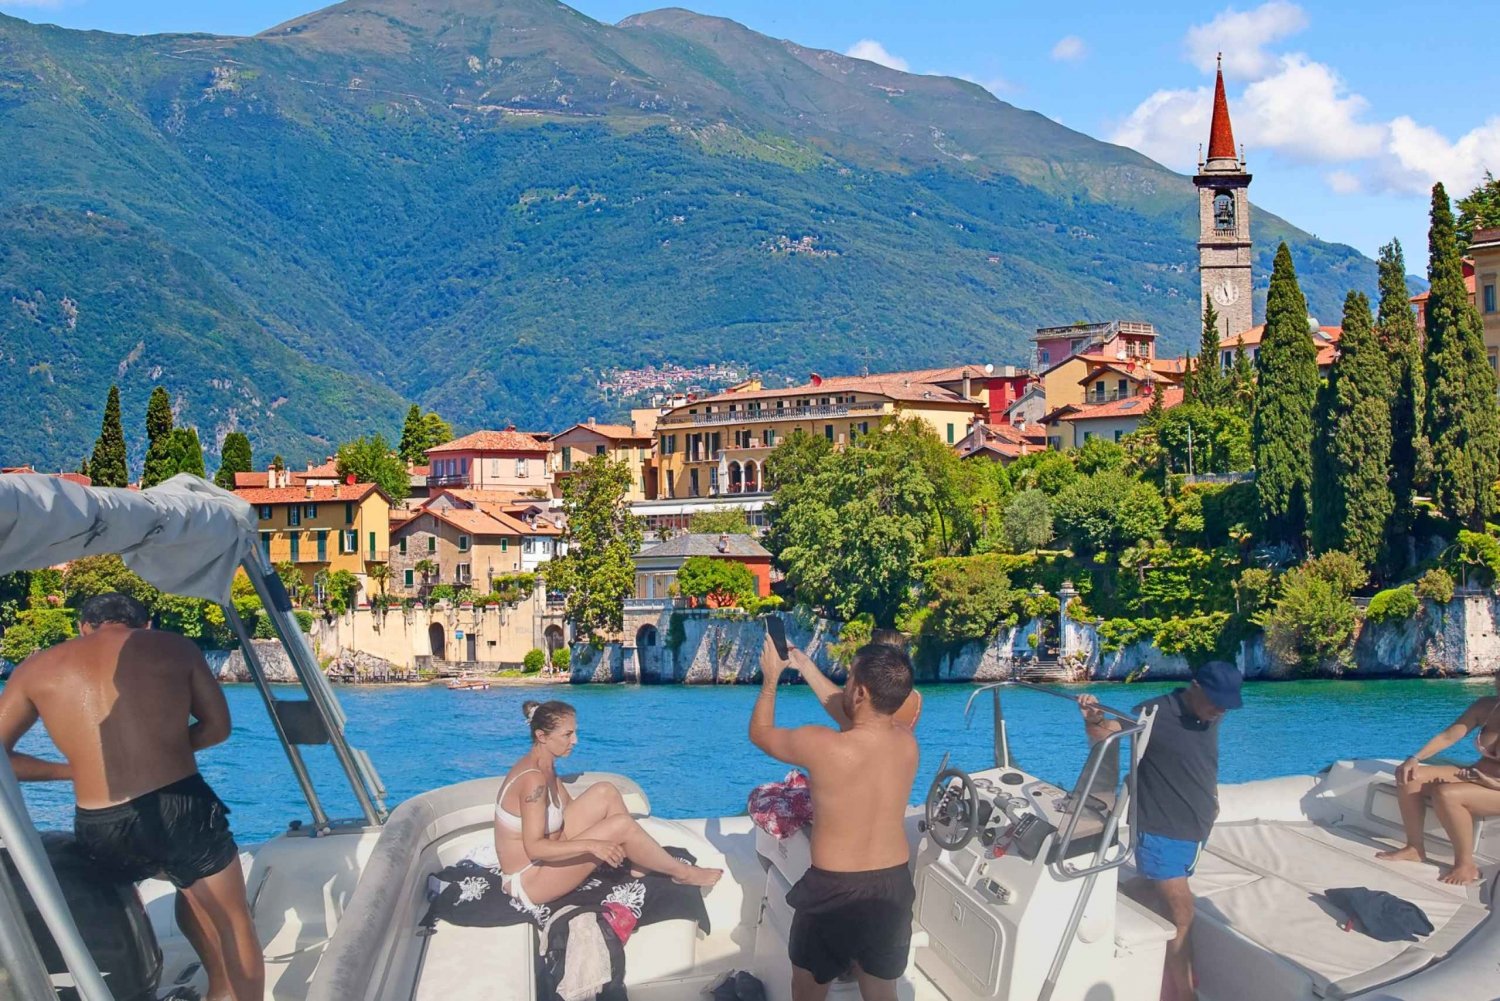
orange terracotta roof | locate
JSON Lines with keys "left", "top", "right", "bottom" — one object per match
{"left": 235, "top": 483, "right": 386, "bottom": 505}
{"left": 234, "top": 471, "right": 269, "bottom": 488}
{"left": 426, "top": 429, "right": 551, "bottom": 455}
{"left": 1206, "top": 62, "right": 1236, "bottom": 160}
{"left": 554, "top": 422, "right": 650, "bottom": 442}
{"left": 292, "top": 460, "right": 339, "bottom": 482}
{"left": 959, "top": 421, "right": 1047, "bottom": 460}
{"left": 1051, "top": 387, "right": 1184, "bottom": 423}
{"left": 1410, "top": 272, "right": 1476, "bottom": 305}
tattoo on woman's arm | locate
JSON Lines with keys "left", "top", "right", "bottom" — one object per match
{"left": 524, "top": 786, "right": 547, "bottom": 803}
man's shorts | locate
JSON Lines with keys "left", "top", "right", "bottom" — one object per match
{"left": 74, "top": 773, "right": 238, "bottom": 888}
{"left": 1135, "top": 832, "right": 1204, "bottom": 881}
{"left": 787, "top": 863, "right": 915, "bottom": 984}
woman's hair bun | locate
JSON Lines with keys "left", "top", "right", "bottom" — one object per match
{"left": 522, "top": 700, "right": 540, "bottom": 722}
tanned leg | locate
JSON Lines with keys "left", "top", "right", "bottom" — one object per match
{"left": 792, "top": 966, "right": 833, "bottom": 1001}
{"left": 180, "top": 858, "right": 264, "bottom": 1001}
{"left": 1153, "top": 877, "right": 1198, "bottom": 1001}
{"left": 1430, "top": 782, "right": 1500, "bottom": 884}
{"left": 176, "top": 891, "right": 231, "bottom": 1001}
{"left": 1377, "top": 765, "right": 1464, "bottom": 863}
{"left": 851, "top": 962, "right": 899, "bottom": 1001}
{"left": 584, "top": 813, "right": 722, "bottom": 887}
{"left": 560, "top": 783, "right": 630, "bottom": 838}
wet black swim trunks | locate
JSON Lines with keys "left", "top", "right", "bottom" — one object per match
{"left": 74, "top": 774, "right": 238, "bottom": 888}
{"left": 787, "top": 863, "right": 915, "bottom": 984}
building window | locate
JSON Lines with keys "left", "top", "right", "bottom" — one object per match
{"left": 1117, "top": 379, "right": 1128, "bottom": 397}
{"left": 259, "top": 533, "right": 271, "bottom": 562}
{"left": 524, "top": 537, "right": 537, "bottom": 554}
{"left": 708, "top": 467, "right": 719, "bottom": 493}
{"left": 824, "top": 425, "right": 834, "bottom": 441}
{"left": 666, "top": 470, "right": 676, "bottom": 495}
{"left": 287, "top": 507, "right": 300, "bottom": 527}
{"left": 316, "top": 532, "right": 328, "bottom": 562}
{"left": 404, "top": 569, "right": 414, "bottom": 588}
{"left": 502, "top": 538, "right": 509, "bottom": 552}
{"left": 515, "top": 458, "right": 527, "bottom": 477}
{"left": 343, "top": 529, "right": 357, "bottom": 553}
{"left": 345, "top": 502, "right": 354, "bottom": 525}
{"left": 1114, "top": 430, "right": 1125, "bottom": 442}
{"left": 458, "top": 535, "right": 471, "bottom": 552}
{"left": 1083, "top": 431, "right": 1094, "bottom": 442}
{"left": 456, "top": 563, "right": 471, "bottom": 584}
{"left": 1039, "top": 349, "right": 1051, "bottom": 366}
{"left": 399, "top": 537, "right": 407, "bottom": 555}
{"left": 1213, "top": 191, "right": 1235, "bottom": 232}
{"left": 304, "top": 503, "right": 317, "bottom": 518}
{"left": 595, "top": 445, "right": 606, "bottom": 455}
{"left": 369, "top": 531, "right": 376, "bottom": 558}
{"left": 690, "top": 469, "right": 700, "bottom": 496}
{"left": 427, "top": 536, "right": 436, "bottom": 553}
{"left": 946, "top": 423, "right": 955, "bottom": 444}
{"left": 1486, "top": 283, "right": 1497, "bottom": 314}
{"left": 290, "top": 534, "right": 300, "bottom": 562}
{"left": 561, "top": 446, "right": 572, "bottom": 471}
{"left": 763, "top": 429, "right": 776, "bottom": 447}
{"left": 1048, "top": 436, "right": 1062, "bottom": 450}
{"left": 258, "top": 505, "right": 272, "bottom": 520}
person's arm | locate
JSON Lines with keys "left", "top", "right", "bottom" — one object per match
{"left": 750, "top": 654, "right": 835, "bottom": 765}
{"left": 786, "top": 645, "right": 852, "bottom": 729}
{"left": 1078, "top": 694, "right": 1123, "bottom": 744}
{"left": 184, "top": 643, "right": 232, "bottom": 751}
{"left": 512, "top": 772, "right": 622, "bottom": 866}
{"left": 1458, "top": 766, "right": 1500, "bottom": 790}
{"left": 0, "top": 664, "right": 71, "bottom": 782}
{"left": 1399, "top": 702, "right": 1488, "bottom": 782}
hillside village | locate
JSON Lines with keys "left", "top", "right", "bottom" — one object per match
{"left": 5, "top": 67, "right": 1500, "bottom": 683}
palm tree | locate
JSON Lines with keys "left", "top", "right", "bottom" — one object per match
{"left": 367, "top": 562, "right": 391, "bottom": 597}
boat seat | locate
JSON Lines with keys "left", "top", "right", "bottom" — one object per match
{"left": 1180, "top": 820, "right": 1491, "bottom": 1000}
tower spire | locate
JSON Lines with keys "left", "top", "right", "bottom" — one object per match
{"left": 1207, "top": 52, "right": 1237, "bottom": 161}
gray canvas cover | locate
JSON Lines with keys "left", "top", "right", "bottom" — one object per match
{"left": 0, "top": 474, "right": 257, "bottom": 603}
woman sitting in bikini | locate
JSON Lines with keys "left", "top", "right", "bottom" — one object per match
{"left": 1375, "top": 677, "right": 1500, "bottom": 884}
{"left": 495, "top": 700, "right": 722, "bottom": 910}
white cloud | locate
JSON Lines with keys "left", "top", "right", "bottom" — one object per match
{"left": 1184, "top": 1, "right": 1308, "bottom": 79}
{"left": 1237, "top": 55, "right": 1384, "bottom": 163}
{"left": 844, "top": 39, "right": 909, "bottom": 73}
{"left": 1382, "top": 116, "right": 1500, "bottom": 196}
{"left": 1051, "top": 36, "right": 1088, "bottom": 62}
{"left": 1111, "top": 86, "right": 1211, "bottom": 169}
{"left": 1325, "top": 170, "right": 1361, "bottom": 195}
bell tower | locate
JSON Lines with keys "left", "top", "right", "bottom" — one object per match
{"left": 1195, "top": 54, "right": 1253, "bottom": 339}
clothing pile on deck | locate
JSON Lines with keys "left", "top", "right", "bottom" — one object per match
{"left": 747, "top": 770, "right": 813, "bottom": 839}
{"left": 421, "top": 846, "right": 710, "bottom": 1001}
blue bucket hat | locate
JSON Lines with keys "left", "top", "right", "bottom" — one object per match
{"left": 1194, "top": 660, "right": 1243, "bottom": 710}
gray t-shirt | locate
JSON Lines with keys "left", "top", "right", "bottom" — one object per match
{"left": 1132, "top": 690, "right": 1220, "bottom": 842}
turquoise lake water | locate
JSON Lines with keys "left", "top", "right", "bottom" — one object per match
{"left": 13, "top": 678, "right": 1499, "bottom": 843}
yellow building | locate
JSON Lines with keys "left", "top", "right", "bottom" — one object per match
{"left": 550, "top": 419, "right": 654, "bottom": 502}
{"left": 237, "top": 480, "right": 394, "bottom": 598}
{"left": 1471, "top": 229, "right": 1500, "bottom": 388}
{"left": 648, "top": 367, "right": 993, "bottom": 499}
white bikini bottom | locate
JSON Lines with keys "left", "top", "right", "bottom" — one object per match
{"left": 502, "top": 864, "right": 539, "bottom": 911}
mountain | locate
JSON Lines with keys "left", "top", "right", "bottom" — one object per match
{"left": 0, "top": 0, "right": 1378, "bottom": 470}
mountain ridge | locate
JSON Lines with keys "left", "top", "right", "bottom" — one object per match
{"left": 0, "top": 0, "right": 1378, "bottom": 471}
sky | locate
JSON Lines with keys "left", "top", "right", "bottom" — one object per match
{"left": 2, "top": 0, "right": 1494, "bottom": 263}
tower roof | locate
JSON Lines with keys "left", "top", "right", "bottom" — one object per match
{"left": 1206, "top": 54, "right": 1237, "bottom": 161}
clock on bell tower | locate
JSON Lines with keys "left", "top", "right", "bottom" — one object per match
{"left": 1195, "top": 54, "right": 1253, "bottom": 340}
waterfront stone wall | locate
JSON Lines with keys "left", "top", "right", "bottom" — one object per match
{"left": 313, "top": 597, "right": 566, "bottom": 670}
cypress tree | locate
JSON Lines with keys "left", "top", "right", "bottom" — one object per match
{"left": 88, "top": 385, "right": 129, "bottom": 487}
{"left": 398, "top": 404, "right": 424, "bottom": 466}
{"left": 214, "top": 432, "right": 253, "bottom": 490}
{"left": 1375, "top": 239, "right": 1424, "bottom": 566}
{"left": 1251, "top": 242, "right": 1319, "bottom": 549}
{"left": 141, "top": 386, "right": 176, "bottom": 488}
{"left": 166, "top": 427, "right": 206, "bottom": 479}
{"left": 1315, "top": 292, "right": 1392, "bottom": 565}
{"left": 1423, "top": 183, "right": 1500, "bottom": 530}
{"left": 1227, "top": 336, "right": 1257, "bottom": 409}
{"left": 1190, "top": 299, "right": 1226, "bottom": 406}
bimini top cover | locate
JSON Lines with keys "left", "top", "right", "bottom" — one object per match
{"left": 0, "top": 473, "right": 257, "bottom": 604}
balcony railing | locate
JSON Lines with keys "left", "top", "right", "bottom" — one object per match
{"left": 426, "top": 473, "right": 471, "bottom": 488}
{"left": 1084, "top": 390, "right": 1149, "bottom": 405}
{"left": 658, "top": 400, "right": 887, "bottom": 427}
{"left": 366, "top": 550, "right": 389, "bottom": 563}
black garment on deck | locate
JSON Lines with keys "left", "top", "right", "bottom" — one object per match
{"left": 1325, "top": 887, "right": 1434, "bottom": 942}
{"left": 1132, "top": 690, "right": 1220, "bottom": 843}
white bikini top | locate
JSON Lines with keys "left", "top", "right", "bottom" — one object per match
{"left": 495, "top": 768, "right": 564, "bottom": 835}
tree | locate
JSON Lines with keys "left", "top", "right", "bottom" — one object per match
{"left": 1262, "top": 551, "right": 1367, "bottom": 676}
{"left": 1075, "top": 436, "right": 1126, "bottom": 475}
{"left": 1187, "top": 299, "right": 1226, "bottom": 406}
{"left": 0, "top": 608, "right": 76, "bottom": 663}
{"left": 541, "top": 456, "right": 642, "bottom": 640}
{"left": 62, "top": 555, "right": 158, "bottom": 608}
{"left": 1155, "top": 405, "right": 1251, "bottom": 475}
{"left": 214, "top": 432, "right": 253, "bottom": 490}
{"left": 335, "top": 434, "right": 408, "bottom": 502}
{"left": 88, "top": 385, "right": 128, "bottom": 487}
{"left": 141, "top": 386, "right": 176, "bottom": 488}
{"left": 166, "top": 426, "right": 206, "bottom": 479}
{"left": 398, "top": 405, "right": 454, "bottom": 465}
{"left": 1456, "top": 171, "right": 1500, "bottom": 247}
{"left": 1375, "top": 239, "right": 1423, "bottom": 567}
{"left": 1251, "top": 242, "right": 1319, "bottom": 548}
{"left": 1226, "top": 337, "right": 1257, "bottom": 409}
{"left": 367, "top": 561, "right": 391, "bottom": 598}
{"left": 1052, "top": 471, "right": 1167, "bottom": 553}
{"left": 1424, "top": 183, "right": 1500, "bottom": 530}
{"left": 688, "top": 508, "right": 753, "bottom": 535}
{"left": 675, "top": 556, "right": 757, "bottom": 607}
{"left": 1313, "top": 291, "right": 1393, "bottom": 566}
{"left": 1002, "top": 489, "right": 1053, "bottom": 553}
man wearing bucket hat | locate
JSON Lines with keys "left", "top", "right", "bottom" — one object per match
{"left": 1078, "top": 660, "right": 1243, "bottom": 1001}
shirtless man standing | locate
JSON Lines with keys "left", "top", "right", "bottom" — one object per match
{"left": 750, "top": 638, "right": 918, "bottom": 1001}
{"left": 0, "top": 593, "right": 263, "bottom": 1001}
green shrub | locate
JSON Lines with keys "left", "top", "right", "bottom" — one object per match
{"left": 829, "top": 614, "right": 874, "bottom": 666}
{"left": 1263, "top": 561, "right": 1360, "bottom": 676}
{"left": 293, "top": 610, "right": 315, "bottom": 633}
{"left": 676, "top": 557, "right": 757, "bottom": 607}
{"left": 746, "top": 594, "right": 785, "bottom": 615}
{"left": 1366, "top": 585, "right": 1419, "bottom": 624}
{"left": 523, "top": 648, "right": 546, "bottom": 672}
{"left": 1447, "top": 530, "right": 1500, "bottom": 587}
{"left": 553, "top": 647, "right": 571, "bottom": 671}
{"left": 1416, "top": 568, "right": 1455, "bottom": 604}
{"left": 1053, "top": 471, "right": 1166, "bottom": 553}
{"left": 1234, "top": 568, "right": 1276, "bottom": 617}
{"left": 0, "top": 607, "right": 76, "bottom": 662}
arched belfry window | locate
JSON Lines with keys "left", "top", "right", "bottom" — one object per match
{"left": 1213, "top": 191, "right": 1235, "bottom": 233}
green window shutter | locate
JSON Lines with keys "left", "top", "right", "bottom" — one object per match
{"left": 369, "top": 531, "right": 376, "bottom": 557}
{"left": 290, "top": 535, "right": 300, "bottom": 562}
{"left": 501, "top": 538, "right": 508, "bottom": 552}
{"left": 404, "top": 569, "right": 414, "bottom": 588}
{"left": 399, "top": 537, "right": 407, "bottom": 555}
{"left": 428, "top": 536, "right": 436, "bottom": 553}
{"left": 947, "top": 423, "right": 955, "bottom": 444}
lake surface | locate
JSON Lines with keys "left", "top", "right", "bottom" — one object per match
{"left": 13, "top": 678, "right": 1498, "bottom": 843}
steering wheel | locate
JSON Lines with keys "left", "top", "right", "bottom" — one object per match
{"left": 924, "top": 768, "right": 981, "bottom": 852}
